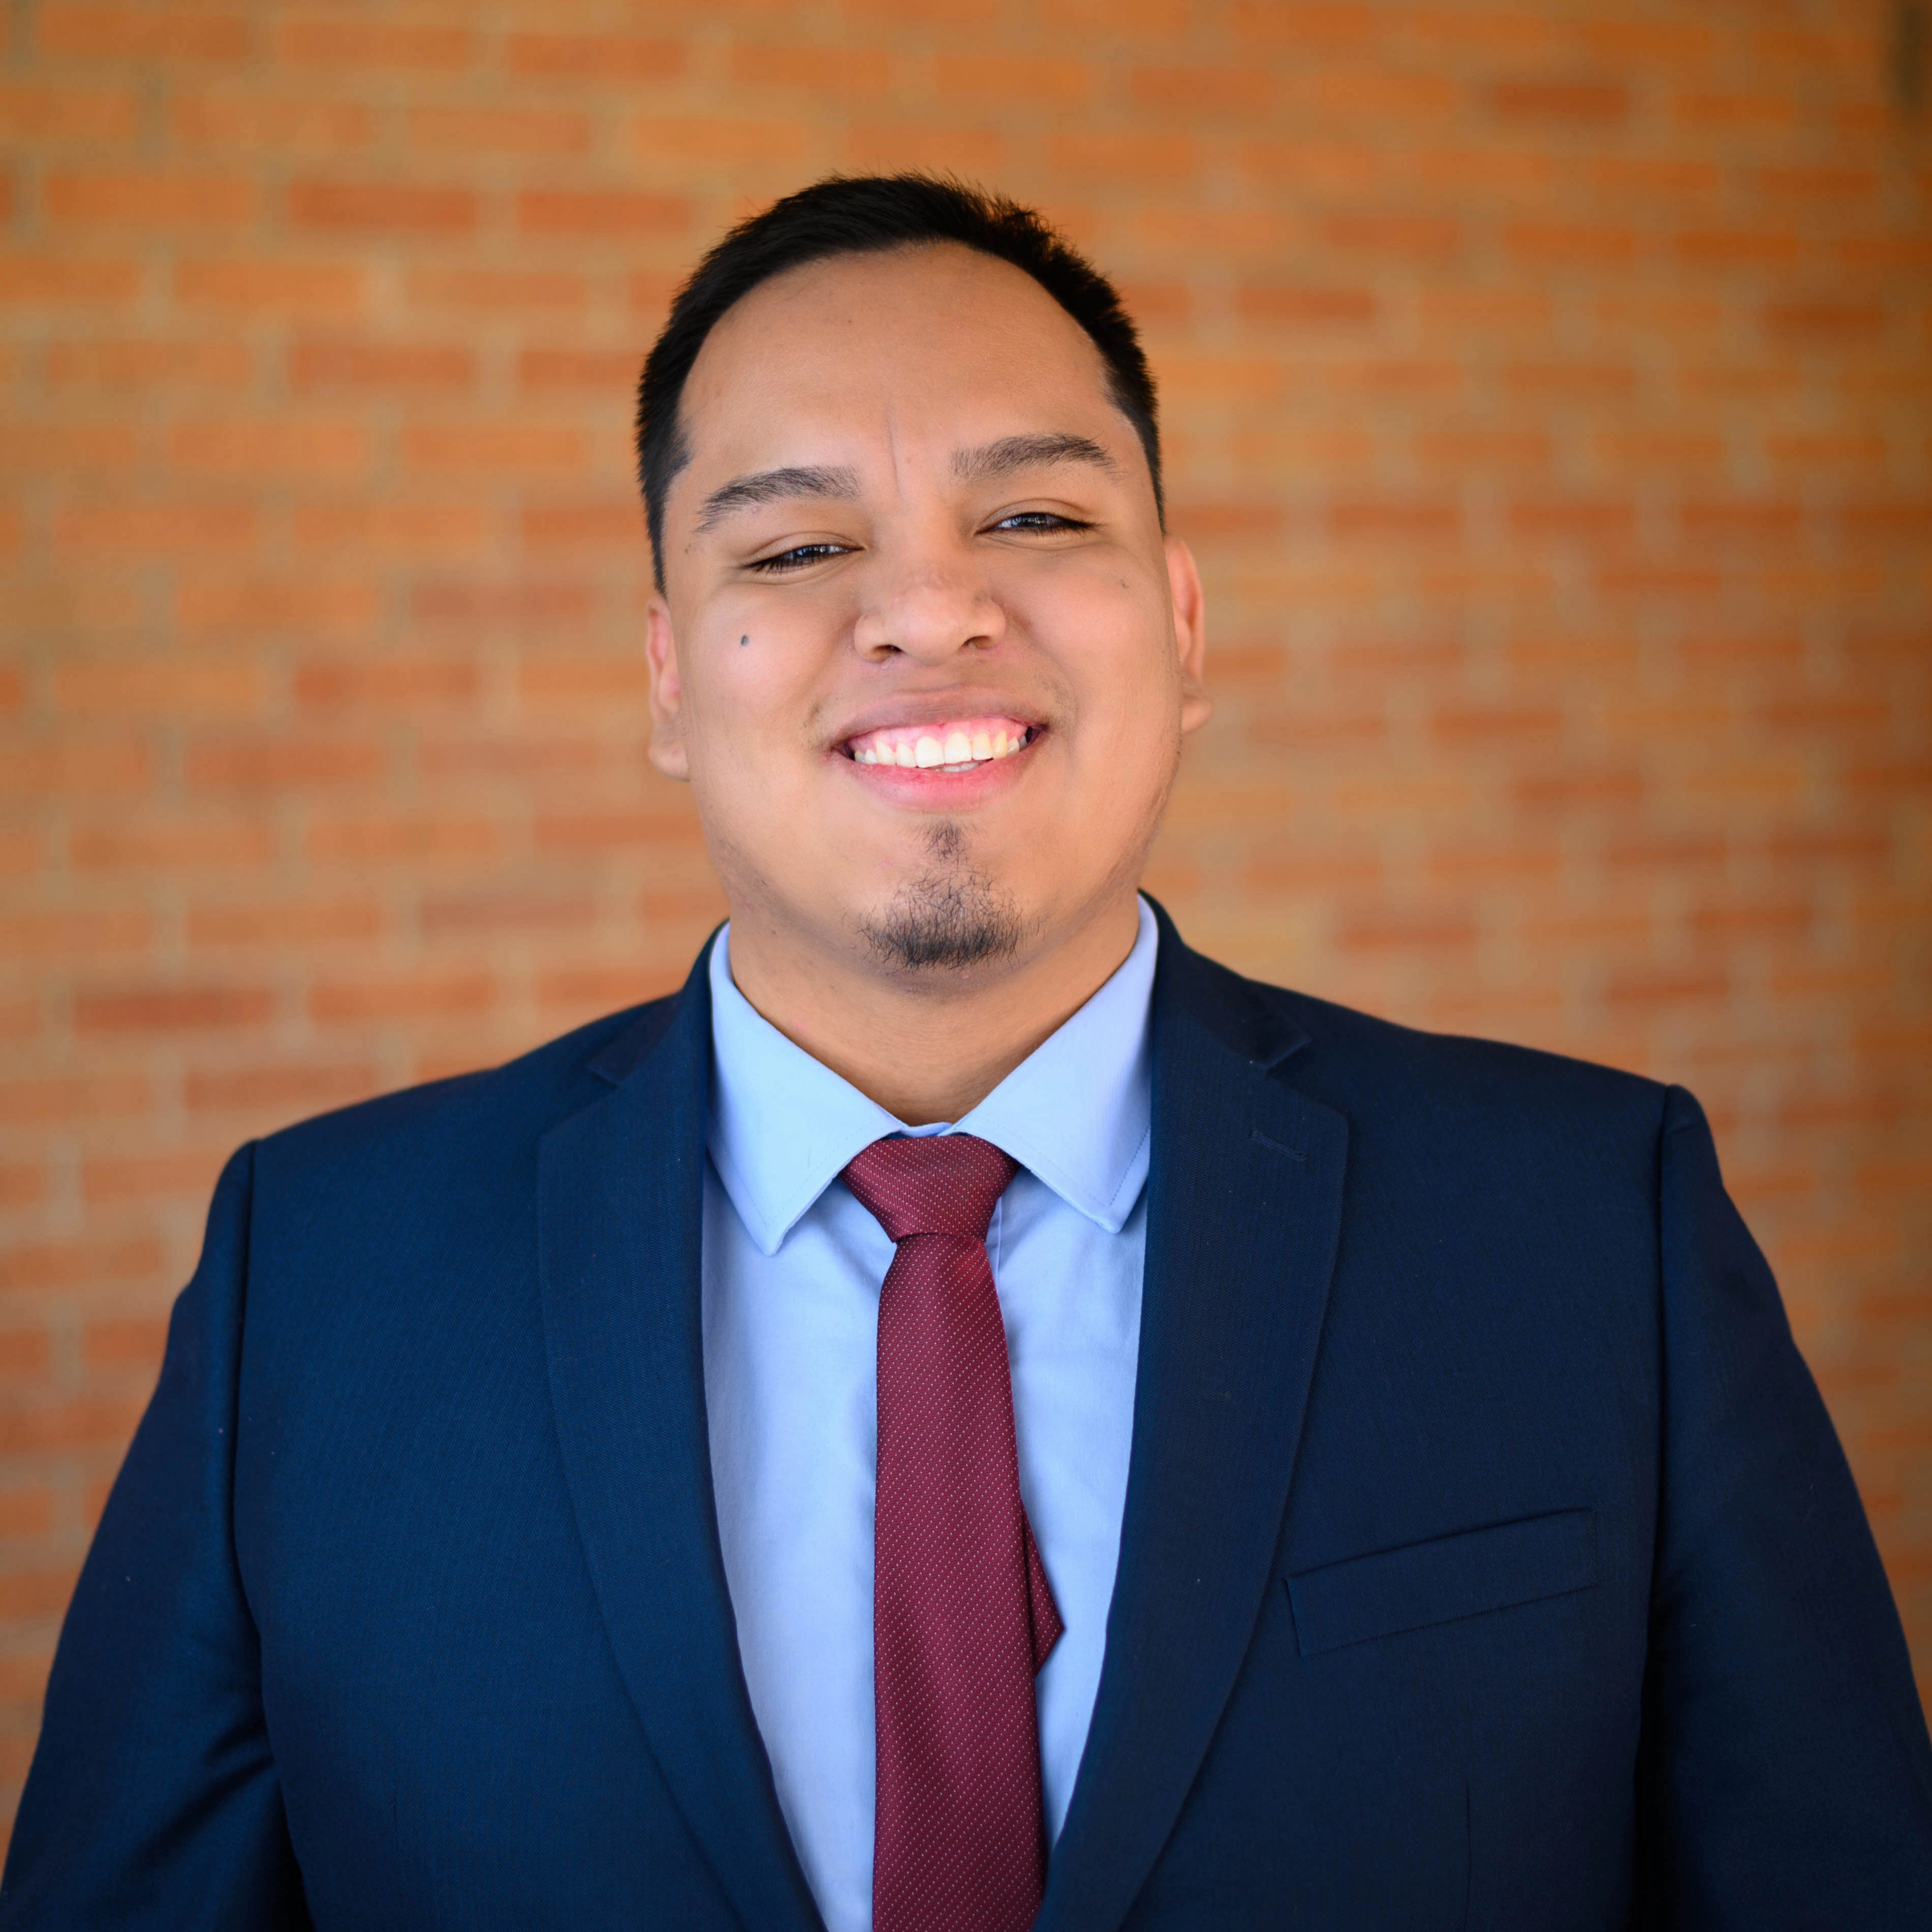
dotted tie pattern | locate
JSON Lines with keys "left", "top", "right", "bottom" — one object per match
{"left": 843, "top": 1133, "right": 1063, "bottom": 1932}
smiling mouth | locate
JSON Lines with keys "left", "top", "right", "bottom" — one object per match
{"left": 840, "top": 716, "right": 1040, "bottom": 773}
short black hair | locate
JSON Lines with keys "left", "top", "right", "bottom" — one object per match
{"left": 635, "top": 173, "right": 1163, "bottom": 590}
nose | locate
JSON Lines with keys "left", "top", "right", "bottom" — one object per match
{"left": 852, "top": 524, "right": 1007, "bottom": 665}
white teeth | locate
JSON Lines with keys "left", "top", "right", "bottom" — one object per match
{"left": 847, "top": 721, "right": 1033, "bottom": 767}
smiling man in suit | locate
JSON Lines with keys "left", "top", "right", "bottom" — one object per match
{"left": 8, "top": 175, "right": 1931, "bottom": 1931}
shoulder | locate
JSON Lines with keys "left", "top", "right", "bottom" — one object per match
{"left": 1172, "top": 934, "right": 1672, "bottom": 1157}
{"left": 249, "top": 992, "right": 683, "bottom": 1198}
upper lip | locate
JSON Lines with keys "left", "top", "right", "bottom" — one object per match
{"left": 826, "top": 695, "right": 1048, "bottom": 752}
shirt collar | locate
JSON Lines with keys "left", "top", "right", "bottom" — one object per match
{"left": 706, "top": 898, "right": 1159, "bottom": 1256}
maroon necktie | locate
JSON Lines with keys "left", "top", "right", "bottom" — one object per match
{"left": 843, "top": 1133, "right": 1063, "bottom": 1932}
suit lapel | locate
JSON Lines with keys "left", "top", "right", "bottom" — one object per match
{"left": 538, "top": 946, "right": 824, "bottom": 1932}
{"left": 1039, "top": 920, "right": 1348, "bottom": 1932}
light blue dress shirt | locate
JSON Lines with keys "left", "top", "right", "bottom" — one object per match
{"left": 702, "top": 899, "right": 1156, "bottom": 1932}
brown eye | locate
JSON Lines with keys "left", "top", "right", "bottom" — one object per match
{"left": 988, "top": 512, "right": 1093, "bottom": 535}
{"left": 747, "top": 542, "right": 854, "bottom": 575}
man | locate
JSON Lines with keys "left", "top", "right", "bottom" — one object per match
{"left": 6, "top": 175, "right": 1929, "bottom": 1929}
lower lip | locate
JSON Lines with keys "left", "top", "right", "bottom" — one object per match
{"left": 835, "top": 730, "right": 1042, "bottom": 806}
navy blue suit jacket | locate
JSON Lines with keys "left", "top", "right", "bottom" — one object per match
{"left": 8, "top": 911, "right": 1931, "bottom": 1927}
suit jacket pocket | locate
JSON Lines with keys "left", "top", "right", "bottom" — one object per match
{"left": 1285, "top": 1508, "right": 1597, "bottom": 1657}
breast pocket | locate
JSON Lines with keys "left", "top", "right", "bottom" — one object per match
{"left": 1285, "top": 1508, "right": 1598, "bottom": 1657}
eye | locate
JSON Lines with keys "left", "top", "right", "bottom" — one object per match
{"left": 986, "top": 510, "right": 1095, "bottom": 536}
{"left": 745, "top": 541, "right": 857, "bottom": 575}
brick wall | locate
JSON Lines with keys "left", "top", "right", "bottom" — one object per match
{"left": 2, "top": 0, "right": 1927, "bottom": 1838}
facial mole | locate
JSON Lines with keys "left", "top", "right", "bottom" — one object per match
{"left": 740, "top": 633, "right": 749, "bottom": 648}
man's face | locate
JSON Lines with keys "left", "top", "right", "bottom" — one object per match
{"left": 646, "top": 242, "right": 1208, "bottom": 980}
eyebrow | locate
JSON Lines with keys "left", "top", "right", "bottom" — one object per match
{"left": 694, "top": 464, "right": 861, "bottom": 532}
{"left": 952, "top": 432, "right": 1119, "bottom": 485}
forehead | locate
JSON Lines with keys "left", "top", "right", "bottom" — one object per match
{"left": 676, "top": 243, "right": 1122, "bottom": 473}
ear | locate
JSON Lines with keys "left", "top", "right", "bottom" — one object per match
{"left": 645, "top": 594, "right": 691, "bottom": 782}
{"left": 1166, "top": 535, "right": 1212, "bottom": 736}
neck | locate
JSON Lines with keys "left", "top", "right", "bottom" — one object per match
{"left": 722, "top": 891, "right": 1143, "bottom": 1126}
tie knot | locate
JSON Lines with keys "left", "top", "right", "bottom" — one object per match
{"left": 842, "top": 1133, "right": 1019, "bottom": 1245}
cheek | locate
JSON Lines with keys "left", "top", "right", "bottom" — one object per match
{"left": 685, "top": 620, "right": 830, "bottom": 775}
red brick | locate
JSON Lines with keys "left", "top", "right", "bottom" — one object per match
{"left": 0, "top": 1237, "right": 163, "bottom": 1294}
{"left": 1677, "top": 228, "right": 1802, "bottom": 267}
{"left": 734, "top": 44, "right": 893, "bottom": 94}
{"left": 932, "top": 54, "right": 1092, "bottom": 102}
{"left": 421, "top": 891, "right": 598, "bottom": 938}
{"left": 289, "top": 179, "right": 477, "bottom": 235}
{"left": 1507, "top": 499, "right": 1636, "bottom": 539}
{"left": 81, "top": 1313, "right": 169, "bottom": 1367}
{"left": 1236, "top": 284, "right": 1377, "bottom": 327}
{"left": 0, "top": 1073, "right": 152, "bottom": 1126}
{"left": 38, "top": 6, "right": 252, "bottom": 62}
{"left": 1676, "top": 92, "right": 1797, "bottom": 131}
{"left": 0, "top": 82, "right": 139, "bottom": 140}
{"left": 305, "top": 813, "right": 501, "bottom": 863}
{"left": 407, "top": 106, "right": 591, "bottom": 155}
{"left": 0, "top": 1573, "right": 85, "bottom": 1621}
{"left": 515, "top": 189, "right": 687, "bottom": 240}
{"left": 82, "top": 1153, "right": 224, "bottom": 1206}
{"left": 169, "top": 419, "right": 368, "bottom": 478}
{"left": 633, "top": 113, "right": 812, "bottom": 170}
{"left": 1504, "top": 222, "right": 1638, "bottom": 263}
{"left": 0, "top": 740, "right": 151, "bottom": 799}
{"left": 1299, "top": 69, "right": 1458, "bottom": 118}
{"left": 189, "top": 897, "right": 384, "bottom": 947}
{"left": 0, "top": 1327, "right": 51, "bottom": 1378}
{"left": 508, "top": 34, "right": 685, "bottom": 80}
{"left": 0, "top": 420, "right": 141, "bottom": 473}
{"left": 0, "top": 255, "right": 140, "bottom": 304}
{"left": 73, "top": 985, "right": 274, "bottom": 1035}
{"left": 1130, "top": 64, "right": 1274, "bottom": 113}
{"left": 835, "top": 125, "right": 1007, "bottom": 177}
{"left": 406, "top": 266, "right": 586, "bottom": 313}
{"left": 277, "top": 18, "right": 476, "bottom": 70}
{"left": 518, "top": 348, "right": 642, "bottom": 394}
{"left": 1323, "top": 212, "right": 1462, "bottom": 259}
{"left": 70, "top": 814, "right": 276, "bottom": 870}
{"left": 289, "top": 338, "right": 475, "bottom": 394}
{"left": 0, "top": 1164, "right": 48, "bottom": 1210}
{"left": 44, "top": 338, "right": 251, "bottom": 388}
{"left": 310, "top": 973, "right": 495, "bottom": 1023}
{"left": 0, "top": 1396, "right": 151, "bottom": 1454}
{"left": 175, "top": 257, "right": 367, "bottom": 315}
{"left": 411, "top": 581, "right": 596, "bottom": 626}
{"left": 54, "top": 653, "right": 266, "bottom": 718}
{"left": 520, "top": 501, "right": 645, "bottom": 549}
{"left": 46, "top": 170, "right": 253, "bottom": 226}
{"left": 185, "top": 735, "right": 385, "bottom": 790}
{"left": 0, "top": 1486, "right": 55, "bottom": 1536}
{"left": 50, "top": 501, "right": 257, "bottom": 553}
{"left": 1230, "top": 1, "right": 1376, "bottom": 46}
{"left": 1485, "top": 78, "right": 1629, "bottom": 122}
{"left": 175, "top": 575, "right": 380, "bottom": 638}
{"left": 184, "top": 1060, "right": 378, "bottom": 1114}
{"left": 1327, "top": 498, "right": 1462, "bottom": 540}
{"left": 291, "top": 501, "right": 490, "bottom": 556}
{"left": 171, "top": 87, "right": 373, "bottom": 151}
{"left": 516, "top": 655, "right": 652, "bottom": 706}
{"left": 293, "top": 654, "right": 480, "bottom": 710}
{"left": 1044, "top": 133, "right": 1201, "bottom": 183}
